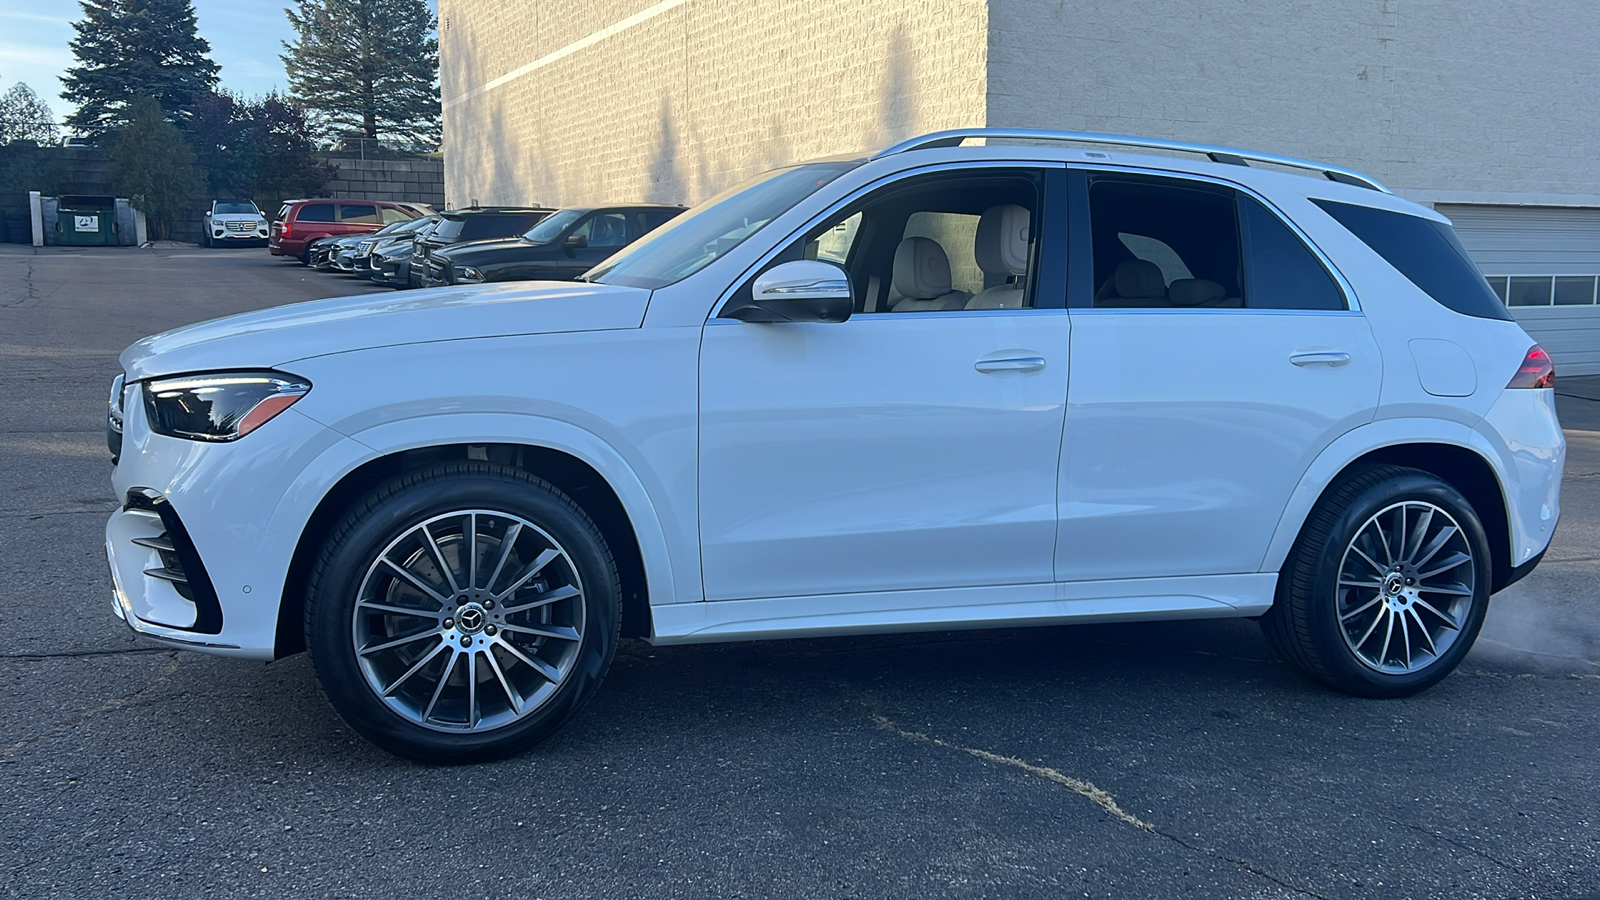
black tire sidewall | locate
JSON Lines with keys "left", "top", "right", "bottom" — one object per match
{"left": 1301, "top": 471, "right": 1491, "bottom": 697}
{"left": 307, "top": 467, "right": 619, "bottom": 763}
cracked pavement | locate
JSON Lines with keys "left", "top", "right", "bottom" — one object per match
{"left": 1, "top": 244, "right": 1597, "bottom": 899}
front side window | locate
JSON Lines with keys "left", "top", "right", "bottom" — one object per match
{"left": 587, "top": 161, "right": 861, "bottom": 289}
{"left": 523, "top": 209, "right": 584, "bottom": 244}
{"left": 1089, "top": 175, "right": 1343, "bottom": 311}
{"left": 752, "top": 168, "right": 1046, "bottom": 314}
{"left": 573, "top": 212, "right": 629, "bottom": 248}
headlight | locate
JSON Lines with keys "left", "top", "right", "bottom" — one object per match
{"left": 455, "top": 265, "right": 486, "bottom": 284}
{"left": 143, "top": 372, "right": 311, "bottom": 442}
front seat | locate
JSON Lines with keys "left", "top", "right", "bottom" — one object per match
{"left": 966, "top": 204, "right": 1032, "bottom": 309}
{"left": 889, "top": 237, "right": 970, "bottom": 311}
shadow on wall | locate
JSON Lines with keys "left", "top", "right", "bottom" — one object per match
{"left": 645, "top": 95, "right": 686, "bottom": 205}
{"left": 875, "top": 26, "right": 917, "bottom": 152}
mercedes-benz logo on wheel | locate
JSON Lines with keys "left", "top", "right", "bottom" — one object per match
{"left": 457, "top": 606, "right": 485, "bottom": 633}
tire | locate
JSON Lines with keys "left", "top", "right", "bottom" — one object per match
{"left": 1260, "top": 465, "right": 1491, "bottom": 698}
{"left": 306, "top": 461, "right": 621, "bottom": 763}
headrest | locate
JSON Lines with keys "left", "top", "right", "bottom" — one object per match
{"left": 1113, "top": 258, "right": 1166, "bottom": 298}
{"left": 975, "top": 204, "right": 1030, "bottom": 276}
{"left": 892, "top": 237, "right": 954, "bottom": 300}
{"left": 1168, "top": 278, "right": 1226, "bottom": 306}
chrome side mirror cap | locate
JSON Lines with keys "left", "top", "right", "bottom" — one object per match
{"left": 724, "top": 260, "right": 853, "bottom": 323}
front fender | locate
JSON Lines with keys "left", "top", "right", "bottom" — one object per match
{"left": 328, "top": 413, "right": 686, "bottom": 608}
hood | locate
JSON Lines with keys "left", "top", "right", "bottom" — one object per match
{"left": 120, "top": 281, "right": 651, "bottom": 380}
{"left": 208, "top": 212, "right": 265, "bottom": 222}
{"left": 434, "top": 237, "right": 538, "bottom": 264}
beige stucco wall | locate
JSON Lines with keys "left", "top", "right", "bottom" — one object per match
{"left": 987, "top": 0, "right": 1600, "bottom": 206}
{"left": 438, "top": 0, "right": 989, "bottom": 209}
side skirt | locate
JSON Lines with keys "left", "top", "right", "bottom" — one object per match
{"left": 648, "top": 573, "right": 1276, "bottom": 645}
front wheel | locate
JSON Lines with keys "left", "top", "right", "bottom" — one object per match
{"left": 306, "top": 462, "right": 621, "bottom": 762}
{"left": 1261, "top": 465, "right": 1491, "bottom": 697}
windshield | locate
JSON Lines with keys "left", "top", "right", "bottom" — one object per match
{"left": 522, "top": 208, "right": 585, "bottom": 244}
{"left": 587, "top": 161, "right": 860, "bottom": 289}
{"left": 214, "top": 201, "right": 258, "bottom": 215}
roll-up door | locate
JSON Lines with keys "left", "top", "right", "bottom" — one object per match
{"left": 1436, "top": 204, "right": 1600, "bottom": 376}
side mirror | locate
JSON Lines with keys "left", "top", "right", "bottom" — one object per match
{"left": 564, "top": 233, "right": 588, "bottom": 250}
{"left": 723, "top": 260, "right": 854, "bottom": 323}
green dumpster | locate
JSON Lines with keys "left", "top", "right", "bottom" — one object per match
{"left": 54, "top": 195, "right": 119, "bottom": 246}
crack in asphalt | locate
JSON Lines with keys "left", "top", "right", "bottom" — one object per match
{"left": 870, "top": 712, "right": 1155, "bottom": 830}
{"left": 0, "top": 646, "right": 173, "bottom": 662}
{"left": 0, "top": 654, "right": 180, "bottom": 760}
{"left": 869, "top": 711, "right": 1330, "bottom": 899}
{"left": 1372, "top": 814, "right": 1527, "bottom": 875}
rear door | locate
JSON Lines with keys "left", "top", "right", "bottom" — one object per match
{"left": 1056, "top": 169, "right": 1382, "bottom": 582}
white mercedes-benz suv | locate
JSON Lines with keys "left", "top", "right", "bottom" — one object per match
{"left": 106, "top": 130, "right": 1564, "bottom": 761}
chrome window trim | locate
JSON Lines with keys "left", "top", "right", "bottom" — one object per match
{"left": 710, "top": 159, "right": 1069, "bottom": 322}
{"left": 1071, "top": 162, "right": 1363, "bottom": 314}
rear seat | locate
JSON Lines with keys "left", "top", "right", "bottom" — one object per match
{"left": 1096, "top": 258, "right": 1168, "bottom": 307}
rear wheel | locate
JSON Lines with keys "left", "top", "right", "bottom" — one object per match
{"left": 1261, "top": 465, "right": 1491, "bottom": 697}
{"left": 306, "top": 462, "right": 621, "bottom": 762}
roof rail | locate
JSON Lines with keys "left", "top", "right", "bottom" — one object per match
{"left": 872, "top": 128, "right": 1390, "bottom": 193}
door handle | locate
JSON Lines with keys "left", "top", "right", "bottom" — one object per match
{"left": 975, "top": 355, "right": 1046, "bottom": 373}
{"left": 1290, "top": 351, "right": 1351, "bottom": 368}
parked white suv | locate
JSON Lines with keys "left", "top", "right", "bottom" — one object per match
{"left": 106, "top": 130, "right": 1565, "bottom": 762}
{"left": 202, "top": 199, "right": 270, "bottom": 247}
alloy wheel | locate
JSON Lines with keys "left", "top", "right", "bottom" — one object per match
{"left": 351, "top": 510, "right": 586, "bottom": 732}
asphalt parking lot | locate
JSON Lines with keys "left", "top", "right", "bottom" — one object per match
{"left": 1, "top": 243, "right": 1596, "bottom": 899}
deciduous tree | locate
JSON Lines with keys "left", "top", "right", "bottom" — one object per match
{"left": 62, "top": 0, "right": 219, "bottom": 135}
{"left": 282, "top": 0, "right": 440, "bottom": 151}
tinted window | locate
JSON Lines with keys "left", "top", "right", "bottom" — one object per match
{"left": 1090, "top": 177, "right": 1241, "bottom": 308}
{"left": 339, "top": 204, "right": 379, "bottom": 224}
{"left": 295, "top": 203, "right": 335, "bottom": 223}
{"left": 1312, "top": 199, "right": 1511, "bottom": 320}
{"left": 1238, "top": 198, "right": 1345, "bottom": 310}
{"left": 460, "top": 213, "right": 545, "bottom": 240}
{"left": 641, "top": 209, "right": 682, "bottom": 231}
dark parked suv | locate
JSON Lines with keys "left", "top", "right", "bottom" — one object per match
{"left": 269, "top": 199, "right": 433, "bottom": 262}
{"left": 424, "top": 204, "right": 685, "bottom": 286}
{"left": 407, "top": 207, "right": 552, "bottom": 288}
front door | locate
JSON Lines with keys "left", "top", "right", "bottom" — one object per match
{"left": 698, "top": 166, "right": 1071, "bottom": 602}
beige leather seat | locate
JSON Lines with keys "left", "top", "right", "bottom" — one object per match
{"left": 1096, "top": 258, "right": 1168, "bottom": 308}
{"left": 889, "top": 237, "right": 971, "bottom": 312}
{"left": 1167, "top": 277, "right": 1242, "bottom": 308}
{"left": 966, "top": 204, "right": 1031, "bottom": 309}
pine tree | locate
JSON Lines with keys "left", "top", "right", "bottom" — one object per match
{"left": 61, "top": 0, "right": 219, "bottom": 135}
{"left": 106, "top": 96, "right": 205, "bottom": 240}
{"left": 0, "top": 81, "right": 60, "bottom": 145}
{"left": 282, "top": 0, "right": 440, "bottom": 151}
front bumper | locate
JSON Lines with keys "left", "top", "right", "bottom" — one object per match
{"left": 106, "top": 389, "right": 369, "bottom": 660}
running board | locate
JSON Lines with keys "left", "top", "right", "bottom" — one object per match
{"left": 648, "top": 574, "right": 1276, "bottom": 645}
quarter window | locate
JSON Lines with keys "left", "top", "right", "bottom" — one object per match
{"left": 339, "top": 204, "right": 379, "bottom": 224}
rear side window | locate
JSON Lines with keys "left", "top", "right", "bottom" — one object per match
{"left": 380, "top": 206, "right": 414, "bottom": 224}
{"left": 295, "top": 203, "right": 335, "bottom": 223}
{"left": 433, "top": 218, "right": 465, "bottom": 241}
{"left": 460, "top": 213, "right": 545, "bottom": 240}
{"left": 1312, "top": 199, "right": 1511, "bottom": 320}
{"left": 339, "top": 204, "right": 379, "bottom": 224}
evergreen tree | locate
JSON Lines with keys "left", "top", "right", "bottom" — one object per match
{"left": 106, "top": 96, "right": 205, "bottom": 239}
{"left": 282, "top": 0, "right": 440, "bottom": 151}
{"left": 62, "top": 0, "right": 219, "bottom": 135}
{"left": 190, "top": 89, "right": 334, "bottom": 208}
{"left": 0, "top": 81, "right": 60, "bottom": 145}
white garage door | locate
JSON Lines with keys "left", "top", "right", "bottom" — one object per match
{"left": 1436, "top": 204, "right": 1600, "bottom": 376}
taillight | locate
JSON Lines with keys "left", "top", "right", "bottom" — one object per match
{"left": 1507, "top": 345, "right": 1555, "bottom": 389}
{"left": 280, "top": 221, "right": 292, "bottom": 239}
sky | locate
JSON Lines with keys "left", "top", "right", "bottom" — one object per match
{"left": 0, "top": 1, "right": 435, "bottom": 130}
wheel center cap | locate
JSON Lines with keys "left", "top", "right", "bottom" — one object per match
{"left": 1383, "top": 572, "right": 1406, "bottom": 596}
{"left": 456, "top": 603, "right": 487, "bottom": 635}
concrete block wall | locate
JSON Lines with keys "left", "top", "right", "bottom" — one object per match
{"left": 986, "top": 0, "right": 1600, "bottom": 207}
{"left": 439, "top": 0, "right": 989, "bottom": 209}
{"left": 323, "top": 157, "right": 447, "bottom": 208}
